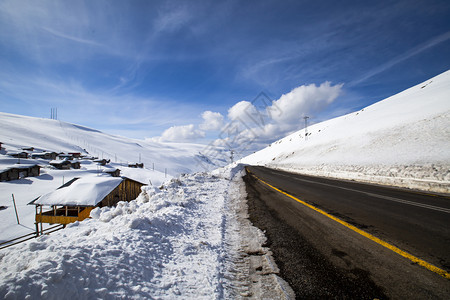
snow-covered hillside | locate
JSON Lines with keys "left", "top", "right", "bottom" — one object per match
{"left": 241, "top": 70, "right": 450, "bottom": 193}
{"left": 0, "top": 112, "right": 226, "bottom": 176}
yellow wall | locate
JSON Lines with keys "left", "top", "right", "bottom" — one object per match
{"left": 36, "top": 207, "right": 94, "bottom": 225}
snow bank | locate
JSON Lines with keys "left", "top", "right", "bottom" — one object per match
{"left": 241, "top": 70, "right": 450, "bottom": 193}
{"left": 0, "top": 166, "right": 294, "bottom": 299}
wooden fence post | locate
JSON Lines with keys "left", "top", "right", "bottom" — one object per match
{"left": 11, "top": 194, "right": 20, "bottom": 224}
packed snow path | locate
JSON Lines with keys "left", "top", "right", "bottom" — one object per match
{"left": 0, "top": 167, "right": 294, "bottom": 299}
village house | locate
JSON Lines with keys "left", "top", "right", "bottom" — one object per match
{"left": 31, "top": 176, "right": 145, "bottom": 231}
{"left": 31, "top": 152, "right": 58, "bottom": 160}
{"left": 94, "top": 158, "right": 110, "bottom": 166}
{"left": 9, "top": 151, "right": 29, "bottom": 159}
{"left": 68, "top": 152, "right": 81, "bottom": 158}
{"left": 0, "top": 164, "right": 41, "bottom": 182}
{"left": 57, "top": 154, "right": 73, "bottom": 160}
{"left": 128, "top": 163, "right": 144, "bottom": 168}
{"left": 103, "top": 167, "right": 121, "bottom": 177}
{"left": 50, "top": 159, "right": 81, "bottom": 170}
{"left": 71, "top": 161, "right": 81, "bottom": 169}
{"left": 50, "top": 160, "right": 72, "bottom": 170}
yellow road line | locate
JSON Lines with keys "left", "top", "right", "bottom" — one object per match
{"left": 246, "top": 168, "right": 450, "bottom": 280}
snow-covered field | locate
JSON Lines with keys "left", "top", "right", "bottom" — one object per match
{"left": 241, "top": 70, "right": 450, "bottom": 193}
{"left": 0, "top": 156, "right": 171, "bottom": 243}
{"left": 0, "top": 166, "right": 293, "bottom": 299}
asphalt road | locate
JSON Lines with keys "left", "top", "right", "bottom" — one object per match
{"left": 244, "top": 166, "right": 450, "bottom": 299}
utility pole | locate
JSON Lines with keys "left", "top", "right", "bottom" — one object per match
{"left": 304, "top": 116, "right": 309, "bottom": 140}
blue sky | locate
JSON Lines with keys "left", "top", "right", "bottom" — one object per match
{"left": 1, "top": 0, "right": 450, "bottom": 150}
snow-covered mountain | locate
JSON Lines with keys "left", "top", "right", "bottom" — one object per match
{"left": 240, "top": 70, "right": 450, "bottom": 193}
{"left": 0, "top": 112, "right": 226, "bottom": 175}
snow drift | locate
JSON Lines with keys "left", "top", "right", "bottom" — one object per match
{"left": 240, "top": 70, "right": 450, "bottom": 193}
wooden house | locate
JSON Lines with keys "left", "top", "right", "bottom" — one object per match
{"left": 71, "top": 161, "right": 81, "bottom": 169}
{"left": 9, "top": 152, "right": 29, "bottom": 159}
{"left": 68, "top": 152, "right": 81, "bottom": 158}
{"left": 128, "top": 163, "right": 144, "bottom": 168}
{"left": 0, "top": 164, "right": 40, "bottom": 182}
{"left": 31, "top": 176, "right": 145, "bottom": 231}
{"left": 57, "top": 154, "right": 73, "bottom": 160}
{"left": 50, "top": 160, "right": 72, "bottom": 170}
{"left": 94, "top": 158, "right": 110, "bottom": 166}
{"left": 50, "top": 159, "right": 80, "bottom": 170}
{"left": 31, "top": 152, "right": 58, "bottom": 160}
{"left": 103, "top": 167, "right": 121, "bottom": 177}
{"left": 21, "top": 147, "right": 34, "bottom": 152}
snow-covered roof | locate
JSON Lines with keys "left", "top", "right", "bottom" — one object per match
{"left": 32, "top": 151, "right": 57, "bottom": 155}
{"left": 35, "top": 176, "right": 123, "bottom": 206}
{"left": 49, "top": 159, "right": 70, "bottom": 164}
{"left": 120, "top": 167, "right": 154, "bottom": 185}
{"left": 0, "top": 157, "right": 40, "bottom": 173}
{"left": 8, "top": 163, "right": 40, "bottom": 170}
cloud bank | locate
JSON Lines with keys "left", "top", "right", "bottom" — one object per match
{"left": 159, "top": 124, "right": 205, "bottom": 142}
{"left": 158, "top": 82, "right": 343, "bottom": 159}
{"left": 199, "top": 111, "right": 224, "bottom": 131}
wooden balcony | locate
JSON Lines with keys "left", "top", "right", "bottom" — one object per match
{"left": 35, "top": 206, "right": 94, "bottom": 225}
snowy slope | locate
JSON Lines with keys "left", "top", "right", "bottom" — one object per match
{"left": 0, "top": 112, "right": 225, "bottom": 176}
{"left": 241, "top": 70, "right": 450, "bottom": 193}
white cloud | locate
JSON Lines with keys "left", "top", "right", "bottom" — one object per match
{"left": 199, "top": 111, "right": 224, "bottom": 131}
{"left": 209, "top": 81, "right": 343, "bottom": 156}
{"left": 228, "top": 100, "right": 262, "bottom": 126}
{"left": 270, "top": 82, "right": 342, "bottom": 125}
{"left": 159, "top": 124, "right": 205, "bottom": 142}
{"left": 154, "top": 5, "right": 191, "bottom": 33}
{"left": 41, "top": 26, "right": 104, "bottom": 48}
